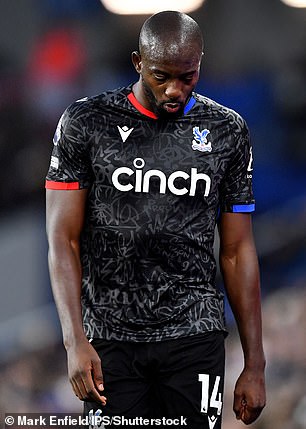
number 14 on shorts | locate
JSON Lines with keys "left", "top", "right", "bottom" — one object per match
{"left": 198, "top": 374, "right": 223, "bottom": 428}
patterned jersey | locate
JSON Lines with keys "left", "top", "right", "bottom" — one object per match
{"left": 46, "top": 84, "right": 255, "bottom": 342}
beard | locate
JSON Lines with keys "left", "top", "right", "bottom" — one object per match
{"left": 141, "top": 77, "right": 186, "bottom": 119}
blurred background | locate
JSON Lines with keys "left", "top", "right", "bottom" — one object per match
{"left": 0, "top": 0, "right": 305, "bottom": 428}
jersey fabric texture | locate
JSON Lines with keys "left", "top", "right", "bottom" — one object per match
{"left": 46, "top": 84, "right": 255, "bottom": 342}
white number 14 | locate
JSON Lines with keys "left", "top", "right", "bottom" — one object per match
{"left": 198, "top": 374, "right": 223, "bottom": 415}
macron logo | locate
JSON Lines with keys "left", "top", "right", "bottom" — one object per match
{"left": 117, "top": 125, "right": 134, "bottom": 142}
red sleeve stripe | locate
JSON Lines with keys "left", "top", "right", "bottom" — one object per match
{"left": 45, "top": 180, "right": 80, "bottom": 190}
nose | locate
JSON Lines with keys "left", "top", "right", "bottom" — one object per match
{"left": 164, "top": 80, "right": 183, "bottom": 101}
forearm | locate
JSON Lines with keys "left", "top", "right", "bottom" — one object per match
{"left": 48, "top": 237, "right": 87, "bottom": 349}
{"left": 220, "top": 241, "right": 265, "bottom": 369}
{"left": 219, "top": 213, "right": 266, "bottom": 423}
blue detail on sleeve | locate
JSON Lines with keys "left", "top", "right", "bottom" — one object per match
{"left": 233, "top": 204, "right": 255, "bottom": 213}
{"left": 184, "top": 96, "right": 196, "bottom": 114}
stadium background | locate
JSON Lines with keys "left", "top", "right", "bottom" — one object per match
{"left": 0, "top": 0, "right": 305, "bottom": 427}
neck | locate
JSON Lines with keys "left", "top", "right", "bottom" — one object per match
{"left": 132, "top": 81, "right": 153, "bottom": 112}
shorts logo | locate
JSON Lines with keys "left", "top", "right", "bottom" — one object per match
{"left": 192, "top": 127, "right": 212, "bottom": 152}
{"left": 111, "top": 158, "right": 211, "bottom": 197}
{"left": 198, "top": 374, "right": 223, "bottom": 429}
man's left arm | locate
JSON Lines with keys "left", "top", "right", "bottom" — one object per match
{"left": 219, "top": 212, "right": 266, "bottom": 425}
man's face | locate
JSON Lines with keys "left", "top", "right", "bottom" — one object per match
{"left": 134, "top": 43, "right": 202, "bottom": 118}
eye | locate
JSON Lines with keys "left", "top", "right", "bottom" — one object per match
{"left": 182, "top": 74, "right": 194, "bottom": 83}
{"left": 153, "top": 73, "right": 167, "bottom": 82}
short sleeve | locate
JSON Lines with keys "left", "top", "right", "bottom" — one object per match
{"left": 220, "top": 118, "right": 255, "bottom": 213}
{"left": 45, "top": 101, "right": 93, "bottom": 190}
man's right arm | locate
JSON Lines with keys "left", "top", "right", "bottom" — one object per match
{"left": 46, "top": 189, "right": 106, "bottom": 405}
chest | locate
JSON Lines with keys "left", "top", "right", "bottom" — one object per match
{"left": 87, "top": 111, "right": 234, "bottom": 196}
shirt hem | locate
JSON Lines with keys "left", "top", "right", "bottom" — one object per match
{"left": 84, "top": 325, "right": 228, "bottom": 343}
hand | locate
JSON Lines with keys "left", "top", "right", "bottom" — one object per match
{"left": 233, "top": 367, "right": 266, "bottom": 425}
{"left": 67, "top": 339, "right": 107, "bottom": 405}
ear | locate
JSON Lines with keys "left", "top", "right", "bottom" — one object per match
{"left": 131, "top": 51, "right": 142, "bottom": 73}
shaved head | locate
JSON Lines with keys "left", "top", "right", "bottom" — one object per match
{"left": 131, "top": 11, "right": 203, "bottom": 117}
{"left": 139, "top": 11, "right": 203, "bottom": 60}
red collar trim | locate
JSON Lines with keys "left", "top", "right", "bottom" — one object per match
{"left": 127, "top": 92, "right": 158, "bottom": 119}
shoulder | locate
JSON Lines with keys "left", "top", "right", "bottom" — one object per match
{"left": 63, "top": 86, "right": 129, "bottom": 121}
{"left": 193, "top": 91, "right": 248, "bottom": 135}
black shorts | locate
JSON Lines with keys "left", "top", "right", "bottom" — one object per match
{"left": 84, "top": 331, "right": 225, "bottom": 429}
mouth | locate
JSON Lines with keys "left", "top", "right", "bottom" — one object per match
{"left": 162, "top": 102, "right": 182, "bottom": 114}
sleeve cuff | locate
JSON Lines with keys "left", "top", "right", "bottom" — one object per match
{"left": 45, "top": 180, "right": 80, "bottom": 190}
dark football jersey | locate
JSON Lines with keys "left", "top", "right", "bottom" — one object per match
{"left": 46, "top": 85, "right": 255, "bottom": 342}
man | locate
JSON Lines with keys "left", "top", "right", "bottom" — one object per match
{"left": 46, "top": 11, "right": 265, "bottom": 429}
